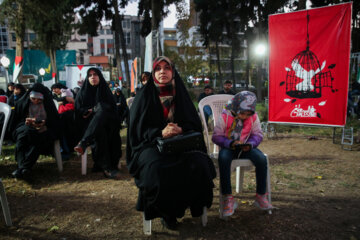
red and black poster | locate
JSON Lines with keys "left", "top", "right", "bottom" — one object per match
{"left": 268, "top": 3, "right": 352, "bottom": 126}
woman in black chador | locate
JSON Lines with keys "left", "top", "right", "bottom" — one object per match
{"left": 9, "top": 83, "right": 61, "bottom": 178}
{"left": 74, "top": 67, "right": 122, "bottom": 179}
{"left": 127, "top": 56, "right": 216, "bottom": 230}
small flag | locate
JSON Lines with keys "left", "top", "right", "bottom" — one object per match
{"left": 12, "top": 56, "right": 23, "bottom": 83}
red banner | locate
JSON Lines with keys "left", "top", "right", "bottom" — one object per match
{"left": 268, "top": 3, "right": 352, "bottom": 126}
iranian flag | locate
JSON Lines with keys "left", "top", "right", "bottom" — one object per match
{"left": 12, "top": 56, "right": 23, "bottom": 83}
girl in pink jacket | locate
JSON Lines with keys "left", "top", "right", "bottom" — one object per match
{"left": 212, "top": 91, "right": 273, "bottom": 217}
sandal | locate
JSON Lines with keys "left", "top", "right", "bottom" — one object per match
{"left": 103, "top": 169, "right": 120, "bottom": 179}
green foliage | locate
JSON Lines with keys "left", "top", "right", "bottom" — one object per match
{"left": 27, "top": 0, "right": 75, "bottom": 53}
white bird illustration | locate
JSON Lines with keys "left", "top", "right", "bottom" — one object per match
{"left": 291, "top": 59, "right": 326, "bottom": 92}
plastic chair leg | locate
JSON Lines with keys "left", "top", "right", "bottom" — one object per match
{"left": 81, "top": 148, "right": 88, "bottom": 175}
{"left": 265, "top": 154, "right": 272, "bottom": 215}
{"left": 0, "top": 180, "right": 12, "bottom": 226}
{"left": 54, "top": 140, "right": 63, "bottom": 172}
{"left": 143, "top": 213, "right": 151, "bottom": 235}
{"left": 201, "top": 206, "right": 207, "bottom": 226}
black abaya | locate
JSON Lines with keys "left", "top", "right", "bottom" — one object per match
{"left": 127, "top": 69, "right": 216, "bottom": 220}
{"left": 75, "top": 68, "right": 122, "bottom": 172}
{"left": 9, "top": 83, "right": 61, "bottom": 171}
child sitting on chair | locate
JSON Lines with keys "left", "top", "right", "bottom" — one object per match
{"left": 212, "top": 91, "right": 273, "bottom": 217}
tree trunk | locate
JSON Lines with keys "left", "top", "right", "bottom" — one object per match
{"left": 245, "top": 38, "right": 250, "bottom": 90}
{"left": 298, "top": 0, "right": 306, "bottom": 10}
{"left": 229, "top": 21, "right": 237, "bottom": 92}
{"left": 118, "top": 16, "right": 131, "bottom": 84}
{"left": 215, "top": 40, "right": 223, "bottom": 85}
{"left": 151, "top": 0, "right": 161, "bottom": 59}
{"left": 49, "top": 49, "right": 58, "bottom": 83}
{"left": 14, "top": 1, "right": 25, "bottom": 83}
{"left": 112, "top": 0, "right": 123, "bottom": 82}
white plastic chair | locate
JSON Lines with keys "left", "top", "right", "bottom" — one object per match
{"left": 0, "top": 179, "right": 12, "bottom": 226}
{"left": 198, "top": 94, "right": 272, "bottom": 218}
{"left": 0, "top": 103, "right": 12, "bottom": 226}
{"left": 143, "top": 206, "right": 208, "bottom": 235}
{"left": 0, "top": 102, "right": 11, "bottom": 155}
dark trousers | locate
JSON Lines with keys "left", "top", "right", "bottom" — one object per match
{"left": 14, "top": 125, "right": 54, "bottom": 170}
{"left": 218, "top": 147, "right": 267, "bottom": 195}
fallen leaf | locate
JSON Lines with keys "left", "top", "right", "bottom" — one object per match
{"left": 315, "top": 176, "right": 323, "bottom": 179}
{"left": 48, "top": 225, "right": 59, "bottom": 232}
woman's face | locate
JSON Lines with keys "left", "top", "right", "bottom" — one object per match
{"left": 154, "top": 61, "right": 173, "bottom": 84}
{"left": 14, "top": 88, "right": 21, "bottom": 95}
{"left": 88, "top": 70, "right": 100, "bottom": 86}
{"left": 30, "top": 97, "right": 43, "bottom": 105}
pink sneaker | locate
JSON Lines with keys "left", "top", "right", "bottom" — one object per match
{"left": 254, "top": 193, "right": 273, "bottom": 210}
{"left": 223, "top": 195, "right": 238, "bottom": 217}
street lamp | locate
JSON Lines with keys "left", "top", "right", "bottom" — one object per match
{"left": 255, "top": 43, "right": 266, "bottom": 56}
{"left": 1, "top": 56, "right": 11, "bottom": 89}
{"left": 39, "top": 68, "right": 45, "bottom": 83}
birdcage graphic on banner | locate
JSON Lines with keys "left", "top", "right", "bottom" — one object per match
{"left": 285, "top": 12, "right": 335, "bottom": 99}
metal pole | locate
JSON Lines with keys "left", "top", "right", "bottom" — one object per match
{"left": 4, "top": 67, "right": 9, "bottom": 90}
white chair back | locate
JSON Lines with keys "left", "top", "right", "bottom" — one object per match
{"left": 0, "top": 103, "right": 11, "bottom": 155}
{"left": 198, "top": 94, "right": 233, "bottom": 157}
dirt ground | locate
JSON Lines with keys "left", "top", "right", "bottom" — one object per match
{"left": 0, "top": 134, "right": 359, "bottom": 240}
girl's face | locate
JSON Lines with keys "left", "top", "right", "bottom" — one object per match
{"left": 234, "top": 110, "right": 254, "bottom": 120}
{"left": 88, "top": 70, "right": 100, "bottom": 86}
{"left": 154, "top": 61, "right": 173, "bottom": 84}
{"left": 30, "top": 97, "right": 43, "bottom": 105}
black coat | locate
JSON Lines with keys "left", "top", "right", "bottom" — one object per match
{"left": 126, "top": 70, "right": 216, "bottom": 220}
{"left": 75, "top": 68, "right": 121, "bottom": 171}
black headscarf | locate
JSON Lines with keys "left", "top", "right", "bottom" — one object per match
{"left": 8, "top": 83, "right": 61, "bottom": 138}
{"left": 75, "top": 67, "right": 117, "bottom": 117}
{"left": 126, "top": 65, "right": 204, "bottom": 177}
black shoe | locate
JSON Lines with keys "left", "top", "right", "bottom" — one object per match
{"left": 12, "top": 169, "right": 23, "bottom": 178}
{"left": 161, "top": 217, "right": 178, "bottom": 230}
{"left": 103, "top": 169, "right": 120, "bottom": 179}
{"left": 21, "top": 169, "right": 31, "bottom": 179}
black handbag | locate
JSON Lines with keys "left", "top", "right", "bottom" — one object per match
{"left": 156, "top": 131, "right": 205, "bottom": 154}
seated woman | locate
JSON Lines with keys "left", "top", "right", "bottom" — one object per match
{"left": 8, "top": 83, "right": 26, "bottom": 107}
{"left": 74, "top": 67, "right": 122, "bottom": 179}
{"left": 9, "top": 83, "right": 61, "bottom": 178}
{"left": 127, "top": 56, "right": 216, "bottom": 230}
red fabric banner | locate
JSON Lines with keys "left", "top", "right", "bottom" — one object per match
{"left": 268, "top": 3, "right": 352, "bottom": 126}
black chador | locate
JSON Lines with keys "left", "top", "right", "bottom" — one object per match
{"left": 9, "top": 83, "right": 61, "bottom": 177}
{"left": 126, "top": 68, "right": 216, "bottom": 221}
{"left": 75, "top": 67, "right": 122, "bottom": 175}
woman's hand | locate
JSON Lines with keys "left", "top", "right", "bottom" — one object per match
{"left": 33, "top": 120, "right": 45, "bottom": 129}
{"left": 25, "top": 118, "right": 34, "bottom": 126}
{"left": 162, "top": 123, "right": 183, "bottom": 138}
{"left": 83, "top": 108, "right": 93, "bottom": 118}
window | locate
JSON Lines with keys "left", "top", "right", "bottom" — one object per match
{"left": 12, "top": 33, "right": 16, "bottom": 41}
{"left": 29, "top": 33, "right": 36, "bottom": 41}
{"left": 122, "top": 19, "right": 131, "bottom": 29}
{"left": 107, "top": 48, "right": 113, "bottom": 54}
{"left": 125, "top": 32, "right": 131, "bottom": 45}
{"left": 106, "top": 29, "right": 112, "bottom": 35}
{"left": 100, "top": 39, "right": 105, "bottom": 44}
{"left": 107, "top": 39, "right": 113, "bottom": 44}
